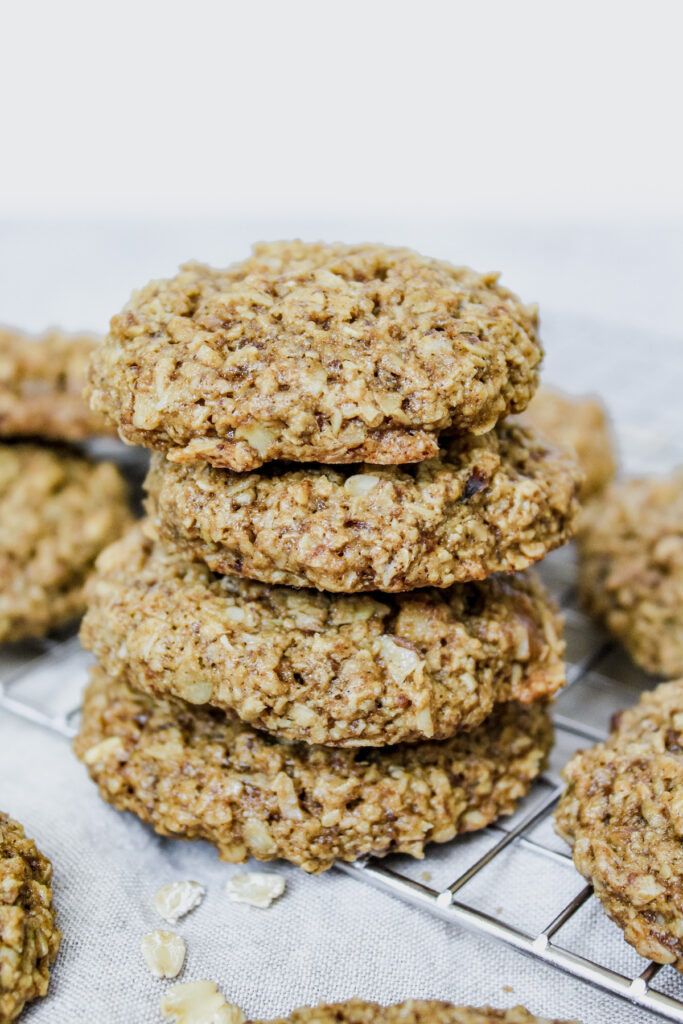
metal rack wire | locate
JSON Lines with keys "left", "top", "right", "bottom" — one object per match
{"left": 1, "top": 544, "right": 682, "bottom": 1021}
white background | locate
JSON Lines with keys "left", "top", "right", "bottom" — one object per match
{"left": 2, "top": 0, "right": 683, "bottom": 223}
{"left": 1, "top": 0, "right": 682, "bottom": 338}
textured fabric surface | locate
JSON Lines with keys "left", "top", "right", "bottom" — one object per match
{"left": 0, "top": 290, "right": 682, "bottom": 1022}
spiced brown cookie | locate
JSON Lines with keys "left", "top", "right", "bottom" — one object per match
{"left": 75, "top": 667, "right": 553, "bottom": 874}
{"left": 556, "top": 678, "right": 683, "bottom": 969}
{"left": 0, "top": 813, "right": 61, "bottom": 1022}
{"left": 145, "top": 422, "right": 580, "bottom": 593}
{"left": 577, "top": 471, "right": 683, "bottom": 676}
{"left": 521, "top": 387, "right": 616, "bottom": 499}
{"left": 250, "top": 1000, "right": 578, "bottom": 1024}
{"left": 0, "top": 326, "right": 113, "bottom": 442}
{"left": 86, "top": 242, "right": 543, "bottom": 470}
{"left": 0, "top": 443, "right": 132, "bottom": 643}
{"left": 80, "top": 525, "right": 565, "bottom": 747}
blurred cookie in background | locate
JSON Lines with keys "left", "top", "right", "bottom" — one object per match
{"left": 521, "top": 386, "right": 616, "bottom": 499}
{"left": 577, "top": 470, "right": 683, "bottom": 677}
{"left": 0, "top": 443, "right": 132, "bottom": 643}
{"left": 0, "top": 326, "right": 114, "bottom": 442}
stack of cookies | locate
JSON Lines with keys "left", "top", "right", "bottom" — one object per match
{"left": 75, "top": 242, "right": 581, "bottom": 873}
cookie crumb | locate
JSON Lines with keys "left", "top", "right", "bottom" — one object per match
{"left": 160, "top": 980, "right": 245, "bottom": 1024}
{"left": 155, "top": 881, "right": 205, "bottom": 924}
{"left": 141, "top": 930, "right": 185, "bottom": 979}
{"left": 226, "top": 872, "right": 285, "bottom": 908}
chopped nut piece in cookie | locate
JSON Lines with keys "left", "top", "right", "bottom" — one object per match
{"left": 141, "top": 930, "right": 185, "bottom": 979}
{"left": 155, "top": 881, "right": 205, "bottom": 924}
{"left": 160, "top": 980, "right": 245, "bottom": 1024}
{"left": 225, "top": 872, "right": 285, "bottom": 908}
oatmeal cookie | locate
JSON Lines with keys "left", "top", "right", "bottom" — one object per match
{"left": 521, "top": 387, "right": 616, "bottom": 498}
{"left": 0, "top": 326, "right": 113, "bottom": 442}
{"left": 75, "top": 667, "right": 553, "bottom": 874}
{"left": 86, "top": 242, "right": 542, "bottom": 470}
{"left": 555, "top": 678, "right": 683, "bottom": 969}
{"left": 146, "top": 422, "right": 580, "bottom": 593}
{"left": 0, "top": 813, "right": 60, "bottom": 1022}
{"left": 251, "top": 1000, "right": 577, "bottom": 1024}
{"left": 0, "top": 444, "right": 132, "bottom": 643}
{"left": 577, "top": 471, "right": 683, "bottom": 676}
{"left": 81, "top": 525, "right": 564, "bottom": 747}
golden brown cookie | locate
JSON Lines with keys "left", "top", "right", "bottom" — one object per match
{"left": 0, "top": 813, "right": 60, "bottom": 1022}
{"left": 520, "top": 386, "right": 616, "bottom": 499}
{"left": 80, "top": 525, "right": 565, "bottom": 747}
{"left": 577, "top": 471, "right": 683, "bottom": 676}
{"left": 250, "top": 1000, "right": 578, "bottom": 1024}
{"left": 86, "top": 242, "right": 543, "bottom": 470}
{"left": 75, "top": 667, "right": 553, "bottom": 874}
{"left": 145, "top": 422, "right": 580, "bottom": 593}
{"left": 0, "top": 326, "right": 113, "bottom": 442}
{"left": 556, "top": 678, "right": 683, "bottom": 969}
{"left": 0, "top": 443, "right": 132, "bottom": 643}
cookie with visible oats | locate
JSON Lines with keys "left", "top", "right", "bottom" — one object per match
{"left": 0, "top": 443, "right": 132, "bottom": 643}
{"left": 252, "top": 1001, "right": 578, "bottom": 1024}
{"left": 80, "top": 524, "right": 565, "bottom": 747}
{"left": 75, "top": 667, "right": 553, "bottom": 874}
{"left": 556, "top": 678, "right": 683, "bottom": 970}
{"left": 577, "top": 471, "right": 683, "bottom": 677}
{"left": 521, "top": 386, "right": 616, "bottom": 499}
{"left": 0, "top": 326, "right": 113, "bottom": 442}
{"left": 86, "top": 242, "right": 543, "bottom": 470}
{"left": 0, "top": 813, "right": 61, "bottom": 1022}
{"left": 145, "top": 422, "right": 580, "bottom": 593}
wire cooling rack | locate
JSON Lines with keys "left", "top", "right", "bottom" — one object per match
{"left": 1, "top": 542, "right": 682, "bottom": 1021}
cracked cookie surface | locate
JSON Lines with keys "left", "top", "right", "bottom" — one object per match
{"left": 81, "top": 524, "right": 565, "bottom": 747}
{"left": 0, "top": 813, "right": 60, "bottom": 1022}
{"left": 0, "top": 327, "right": 113, "bottom": 442}
{"left": 578, "top": 471, "right": 683, "bottom": 676}
{"left": 251, "top": 1000, "right": 578, "bottom": 1024}
{"left": 556, "top": 679, "right": 683, "bottom": 969}
{"left": 146, "top": 422, "right": 580, "bottom": 593}
{"left": 0, "top": 443, "right": 132, "bottom": 642}
{"left": 87, "top": 242, "right": 543, "bottom": 470}
{"left": 75, "top": 667, "right": 553, "bottom": 873}
{"left": 521, "top": 386, "right": 616, "bottom": 499}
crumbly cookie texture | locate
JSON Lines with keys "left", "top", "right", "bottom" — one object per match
{"left": 81, "top": 525, "right": 564, "bottom": 747}
{"left": 0, "top": 326, "right": 113, "bottom": 442}
{"left": 250, "top": 1001, "right": 578, "bottom": 1024}
{"left": 146, "top": 422, "right": 580, "bottom": 593}
{"left": 520, "top": 386, "right": 616, "bottom": 499}
{"left": 577, "top": 471, "right": 683, "bottom": 677}
{"left": 0, "top": 813, "right": 61, "bottom": 1022}
{"left": 0, "top": 444, "right": 132, "bottom": 643}
{"left": 86, "top": 242, "right": 543, "bottom": 470}
{"left": 74, "top": 668, "right": 553, "bottom": 874}
{"left": 556, "top": 679, "right": 683, "bottom": 970}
